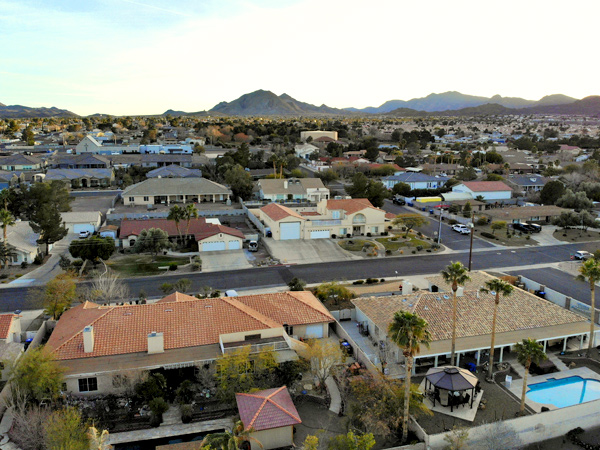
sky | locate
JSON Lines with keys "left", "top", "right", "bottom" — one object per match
{"left": 0, "top": 0, "right": 599, "bottom": 116}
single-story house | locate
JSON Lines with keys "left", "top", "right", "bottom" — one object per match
{"left": 139, "top": 154, "right": 197, "bottom": 168}
{"left": 61, "top": 211, "right": 103, "bottom": 235}
{"left": 257, "top": 178, "right": 330, "bottom": 203}
{"left": 382, "top": 172, "right": 448, "bottom": 190}
{"left": 0, "top": 154, "right": 46, "bottom": 171}
{"left": 146, "top": 165, "right": 203, "bottom": 179}
{"left": 139, "top": 144, "right": 193, "bottom": 155}
{"left": 505, "top": 175, "right": 548, "bottom": 193}
{"left": 236, "top": 386, "right": 301, "bottom": 450}
{"left": 483, "top": 205, "right": 570, "bottom": 224}
{"left": 38, "top": 168, "right": 115, "bottom": 188}
{"left": 421, "top": 163, "right": 462, "bottom": 176}
{"left": 452, "top": 181, "right": 512, "bottom": 201}
{"left": 259, "top": 198, "right": 392, "bottom": 240}
{"left": 51, "top": 154, "right": 110, "bottom": 169}
{"left": 0, "top": 171, "right": 25, "bottom": 189}
{"left": 488, "top": 163, "right": 536, "bottom": 174}
{"left": 6, "top": 221, "right": 43, "bottom": 265}
{"left": 98, "top": 225, "right": 119, "bottom": 240}
{"left": 352, "top": 271, "right": 594, "bottom": 372}
{"left": 122, "top": 178, "right": 231, "bottom": 206}
{"left": 76, "top": 135, "right": 137, "bottom": 155}
{"left": 46, "top": 291, "right": 334, "bottom": 395}
{"left": 0, "top": 313, "right": 23, "bottom": 380}
{"left": 294, "top": 143, "right": 319, "bottom": 159}
{"left": 119, "top": 217, "right": 244, "bottom": 251}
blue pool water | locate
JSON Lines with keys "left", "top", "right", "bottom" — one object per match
{"left": 527, "top": 376, "right": 600, "bottom": 408}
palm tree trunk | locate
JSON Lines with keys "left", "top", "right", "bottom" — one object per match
{"left": 3, "top": 225, "right": 7, "bottom": 270}
{"left": 520, "top": 363, "right": 529, "bottom": 415}
{"left": 450, "top": 290, "right": 457, "bottom": 365}
{"left": 588, "top": 283, "right": 595, "bottom": 357}
{"left": 402, "top": 353, "right": 412, "bottom": 443}
{"left": 488, "top": 298, "right": 499, "bottom": 380}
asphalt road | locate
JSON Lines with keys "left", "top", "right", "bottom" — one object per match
{"left": 382, "top": 199, "right": 494, "bottom": 251}
{"left": 70, "top": 190, "right": 121, "bottom": 197}
{"left": 2, "top": 242, "right": 598, "bottom": 313}
{"left": 506, "top": 267, "right": 592, "bottom": 305}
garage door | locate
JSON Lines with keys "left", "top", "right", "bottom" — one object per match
{"left": 227, "top": 240, "right": 241, "bottom": 250}
{"left": 202, "top": 241, "right": 226, "bottom": 251}
{"left": 73, "top": 224, "right": 95, "bottom": 235}
{"left": 280, "top": 222, "right": 301, "bottom": 240}
{"left": 305, "top": 324, "right": 324, "bottom": 338}
{"left": 310, "top": 230, "right": 329, "bottom": 239}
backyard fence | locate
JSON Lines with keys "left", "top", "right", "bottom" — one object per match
{"left": 240, "top": 200, "right": 266, "bottom": 235}
{"left": 332, "top": 319, "right": 380, "bottom": 376}
{"left": 107, "top": 209, "right": 247, "bottom": 221}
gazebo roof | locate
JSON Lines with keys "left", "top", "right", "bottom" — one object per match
{"left": 425, "top": 366, "right": 478, "bottom": 391}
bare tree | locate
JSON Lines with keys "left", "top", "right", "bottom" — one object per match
{"left": 479, "top": 421, "right": 521, "bottom": 450}
{"left": 83, "top": 269, "right": 130, "bottom": 305}
{"left": 9, "top": 398, "right": 50, "bottom": 450}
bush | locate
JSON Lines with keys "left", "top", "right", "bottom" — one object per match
{"left": 0, "top": 274, "right": 7, "bottom": 279}
{"left": 149, "top": 414, "right": 162, "bottom": 427}
{"left": 149, "top": 397, "right": 169, "bottom": 416}
{"left": 448, "top": 219, "right": 458, "bottom": 225}
{"left": 346, "top": 234, "right": 351, "bottom": 238}
{"left": 365, "top": 278, "right": 379, "bottom": 284}
{"left": 412, "top": 250, "right": 416, "bottom": 254}
{"left": 192, "top": 262, "right": 201, "bottom": 271}
{"left": 385, "top": 249, "right": 391, "bottom": 255}
{"left": 366, "top": 232, "right": 372, "bottom": 237}
{"left": 168, "top": 263, "right": 178, "bottom": 271}
{"left": 416, "top": 245, "right": 423, "bottom": 251}
{"left": 353, "top": 280, "right": 364, "bottom": 285}
{"left": 33, "top": 254, "right": 43, "bottom": 265}
{"left": 181, "top": 404, "right": 193, "bottom": 424}
{"left": 331, "top": 234, "right": 337, "bottom": 239}
{"left": 526, "top": 235, "right": 531, "bottom": 240}
{"left": 380, "top": 278, "right": 385, "bottom": 282}
{"left": 476, "top": 217, "right": 488, "bottom": 226}
{"left": 176, "top": 380, "right": 195, "bottom": 405}
{"left": 20, "top": 261, "right": 28, "bottom": 269}
{"left": 72, "top": 259, "right": 84, "bottom": 269}
{"left": 481, "top": 231, "right": 496, "bottom": 239}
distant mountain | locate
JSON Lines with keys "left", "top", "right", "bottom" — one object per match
{"left": 210, "top": 90, "right": 346, "bottom": 116}
{"left": 524, "top": 96, "right": 600, "bottom": 115}
{"left": 0, "top": 104, "right": 77, "bottom": 119}
{"left": 0, "top": 102, "right": 5, "bottom": 107}
{"left": 384, "top": 103, "right": 515, "bottom": 117}
{"left": 162, "top": 109, "right": 215, "bottom": 117}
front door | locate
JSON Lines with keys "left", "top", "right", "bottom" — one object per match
{"left": 353, "top": 226, "right": 362, "bottom": 235}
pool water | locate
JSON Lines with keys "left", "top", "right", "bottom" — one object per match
{"left": 527, "top": 376, "right": 600, "bottom": 408}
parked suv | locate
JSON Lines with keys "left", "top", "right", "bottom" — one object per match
{"left": 78, "top": 231, "right": 91, "bottom": 239}
{"left": 574, "top": 251, "right": 593, "bottom": 261}
{"left": 512, "top": 223, "right": 534, "bottom": 233}
{"left": 526, "top": 223, "right": 542, "bottom": 233}
{"left": 452, "top": 224, "right": 471, "bottom": 234}
{"left": 392, "top": 197, "right": 406, "bottom": 206}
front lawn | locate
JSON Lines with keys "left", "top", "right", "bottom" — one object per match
{"left": 376, "top": 234, "right": 432, "bottom": 252}
{"left": 107, "top": 254, "right": 192, "bottom": 276}
{"left": 338, "top": 239, "right": 373, "bottom": 252}
{"left": 553, "top": 228, "right": 600, "bottom": 243}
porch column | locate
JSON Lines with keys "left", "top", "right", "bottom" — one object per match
{"left": 476, "top": 351, "right": 481, "bottom": 365}
{"left": 434, "top": 355, "right": 439, "bottom": 367}
{"left": 212, "top": 194, "right": 216, "bottom": 203}
{"left": 563, "top": 338, "right": 568, "bottom": 352}
{"left": 543, "top": 340, "right": 547, "bottom": 353}
{"left": 411, "top": 363, "right": 416, "bottom": 376}
{"left": 456, "top": 352, "right": 460, "bottom": 367}
{"left": 499, "top": 346, "right": 504, "bottom": 363}
{"left": 580, "top": 334, "right": 584, "bottom": 349}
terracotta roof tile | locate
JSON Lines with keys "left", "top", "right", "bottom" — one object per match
{"left": 326, "top": 198, "right": 375, "bottom": 215}
{"left": 236, "top": 386, "right": 301, "bottom": 431}
{"left": 461, "top": 181, "right": 512, "bottom": 192}
{"left": 119, "top": 218, "right": 244, "bottom": 240}
{"left": 0, "top": 315, "right": 15, "bottom": 340}
{"left": 260, "top": 203, "right": 305, "bottom": 222}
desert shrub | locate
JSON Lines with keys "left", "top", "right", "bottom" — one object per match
{"left": 476, "top": 217, "right": 488, "bottom": 226}
{"left": 481, "top": 231, "right": 496, "bottom": 239}
{"left": 416, "top": 245, "right": 423, "bottom": 251}
{"left": 353, "top": 280, "right": 364, "bottom": 285}
{"left": 181, "top": 404, "right": 193, "bottom": 424}
{"left": 168, "top": 263, "right": 178, "bottom": 271}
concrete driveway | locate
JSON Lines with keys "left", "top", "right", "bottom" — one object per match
{"left": 200, "top": 250, "right": 252, "bottom": 273}
{"left": 263, "top": 239, "right": 360, "bottom": 265}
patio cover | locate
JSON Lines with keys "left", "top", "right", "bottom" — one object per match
{"left": 425, "top": 366, "right": 478, "bottom": 391}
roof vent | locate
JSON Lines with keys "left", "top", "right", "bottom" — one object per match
{"left": 436, "top": 297, "right": 442, "bottom": 301}
{"left": 205, "top": 305, "right": 213, "bottom": 308}
{"left": 123, "top": 312, "right": 133, "bottom": 316}
{"left": 443, "top": 295, "right": 450, "bottom": 300}
{"left": 165, "top": 309, "right": 173, "bottom": 312}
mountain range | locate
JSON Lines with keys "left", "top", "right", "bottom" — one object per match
{"left": 0, "top": 104, "right": 77, "bottom": 119}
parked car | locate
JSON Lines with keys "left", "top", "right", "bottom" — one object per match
{"left": 78, "top": 231, "right": 91, "bottom": 239}
{"left": 512, "top": 223, "right": 534, "bottom": 233}
{"left": 452, "top": 224, "right": 471, "bottom": 234}
{"left": 574, "top": 251, "right": 593, "bottom": 261}
{"left": 526, "top": 223, "right": 542, "bottom": 233}
{"left": 392, "top": 197, "right": 406, "bottom": 206}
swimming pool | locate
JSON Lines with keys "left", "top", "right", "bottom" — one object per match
{"left": 526, "top": 376, "right": 600, "bottom": 408}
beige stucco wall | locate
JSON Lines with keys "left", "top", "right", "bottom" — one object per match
{"left": 220, "top": 327, "right": 285, "bottom": 345}
{"left": 198, "top": 234, "right": 243, "bottom": 251}
{"left": 289, "top": 323, "right": 329, "bottom": 339}
{"left": 64, "top": 372, "right": 122, "bottom": 396}
{"left": 250, "top": 426, "right": 294, "bottom": 450}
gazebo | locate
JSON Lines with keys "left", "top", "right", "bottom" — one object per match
{"left": 424, "top": 366, "right": 479, "bottom": 411}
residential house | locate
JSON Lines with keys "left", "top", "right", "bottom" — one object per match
{"left": 484, "top": 205, "right": 569, "bottom": 224}
{"left": 421, "top": 163, "right": 462, "bottom": 176}
{"left": 236, "top": 387, "right": 301, "bottom": 450}
{"left": 351, "top": 271, "right": 593, "bottom": 372}
{"left": 5, "top": 221, "right": 42, "bottom": 265}
{"left": 45, "top": 291, "right": 334, "bottom": 395}
{"left": 39, "top": 168, "right": 115, "bottom": 188}
{"left": 139, "top": 144, "right": 193, "bottom": 155}
{"left": 140, "top": 154, "right": 198, "bottom": 168}
{"left": 257, "top": 178, "right": 329, "bottom": 203}
{"left": 98, "top": 225, "right": 118, "bottom": 240}
{"left": 0, "top": 171, "right": 25, "bottom": 189}
{"left": 146, "top": 165, "right": 203, "bottom": 179}
{"left": 294, "top": 143, "right": 319, "bottom": 159}
{"left": 76, "top": 135, "right": 138, "bottom": 155}
{"left": 119, "top": 217, "right": 244, "bottom": 251}
{"left": 0, "top": 154, "right": 45, "bottom": 171}
{"left": 61, "top": 211, "right": 103, "bottom": 235}
{"left": 452, "top": 181, "right": 512, "bottom": 201}
{"left": 381, "top": 172, "right": 448, "bottom": 190}
{"left": 0, "top": 314, "right": 23, "bottom": 381}
{"left": 51, "top": 154, "right": 110, "bottom": 169}
{"left": 506, "top": 175, "right": 548, "bottom": 194}
{"left": 300, "top": 131, "right": 338, "bottom": 142}
{"left": 122, "top": 178, "right": 231, "bottom": 206}
{"left": 259, "top": 198, "right": 393, "bottom": 240}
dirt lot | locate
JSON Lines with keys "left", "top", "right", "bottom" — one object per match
{"left": 553, "top": 228, "right": 600, "bottom": 244}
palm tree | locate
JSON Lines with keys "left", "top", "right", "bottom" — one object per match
{"left": 0, "top": 209, "right": 15, "bottom": 270}
{"left": 167, "top": 205, "right": 184, "bottom": 246}
{"left": 577, "top": 258, "right": 600, "bottom": 357}
{"left": 183, "top": 203, "right": 199, "bottom": 241}
{"left": 388, "top": 311, "right": 431, "bottom": 444}
{"left": 201, "top": 420, "right": 262, "bottom": 450}
{"left": 515, "top": 338, "right": 547, "bottom": 415}
{"left": 440, "top": 261, "right": 471, "bottom": 365}
{"left": 480, "top": 279, "right": 514, "bottom": 380}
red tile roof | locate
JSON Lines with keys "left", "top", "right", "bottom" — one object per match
{"left": 461, "top": 181, "right": 513, "bottom": 192}
{"left": 47, "top": 292, "right": 334, "bottom": 361}
{"left": 326, "top": 198, "right": 375, "bottom": 214}
{"left": 385, "top": 212, "right": 397, "bottom": 219}
{"left": 119, "top": 218, "right": 244, "bottom": 241}
{"left": 236, "top": 386, "right": 301, "bottom": 431}
{"left": 260, "top": 203, "right": 305, "bottom": 222}
{"left": 0, "top": 314, "right": 15, "bottom": 339}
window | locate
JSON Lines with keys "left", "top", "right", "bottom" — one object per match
{"left": 78, "top": 377, "right": 98, "bottom": 392}
{"left": 284, "top": 324, "right": 294, "bottom": 335}
{"left": 371, "top": 226, "right": 379, "bottom": 233}
{"left": 61, "top": 382, "right": 67, "bottom": 392}
{"left": 353, "top": 213, "right": 366, "bottom": 224}
{"left": 339, "top": 228, "right": 347, "bottom": 235}
{"left": 332, "top": 210, "right": 340, "bottom": 219}
{"left": 244, "top": 334, "right": 261, "bottom": 341}
{"left": 143, "top": 196, "right": 149, "bottom": 202}
{"left": 128, "top": 197, "right": 134, "bottom": 202}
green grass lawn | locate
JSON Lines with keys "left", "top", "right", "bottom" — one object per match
{"left": 338, "top": 239, "right": 373, "bottom": 252}
{"left": 377, "top": 235, "right": 432, "bottom": 252}
{"left": 107, "top": 254, "right": 191, "bottom": 276}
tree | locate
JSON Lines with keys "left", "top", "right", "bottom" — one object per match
{"left": 314, "top": 281, "right": 355, "bottom": 306}
{"left": 69, "top": 236, "right": 115, "bottom": 266}
{"left": 388, "top": 311, "right": 431, "bottom": 443}
{"left": 392, "top": 213, "right": 430, "bottom": 238}
{"left": 345, "top": 173, "right": 390, "bottom": 207}
{"left": 133, "top": 228, "right": 172, "bottom": 260}
{"left": 299, "top": 339, "right": 344, "bottom": 391}
{"left": 540, "top": 180, "right": 565, "bottom": 205}
{"left": 490, "top": 221, "right": 506, "bottom": 235}
{"left": 515, "top": 338, "right": 547, "bottom": 415}
{"left": 288, "top": 277, "right": 306, "bottom": 291}
{"left": 201, "top": 420, "right": 262, "bottom": 450}
{"left": 316, "top": 169, "right": 339, "bottom": 185}
{"left": 8, "top": 346, "right": 65, "bottom": 404}
{"left": 577, "top": 258, "right": 600, "bottom": 357}
{"left": 301, "top": 435, "right": 320, "bottom": 450}
{"left": 167, "top": 205, "right": 185, "bottom": 245}
{"left": 22, "top": 125, "right": 35, "bottom": 146}
{"left": 480, "top": 279, "right": 514, "bottom": 380}
{"left": 83, "top": 269, "right": 130, "bottom": 305}
{"left": 328, "top": 431, "right": 375, "bottom": 450}
{"left": 42, "top": 273, "right": 77, "bottom": 320}
{"left": 440, "top": 262, "right": 471, "bottom": 365}
{"left": 392, "top": 182, "right": 411, "bottom": 197}
{"left": 160, "top": 282, "right": 174, "bottom": 295}
{"left": 456, "top": 167, "right": 477, "bottom": 181}
{"left": 0, "top": 242, "right": 16, "bottom": 270}
{"left": 22, "top": 181, "right": 72, "bottom": 219}
{"left": 9, "top": 404, "right": 50, "bottom": 450}
{"left": 462, "top": 201, "right": 472, "bottom": 218}
{"left": 173, "top": 278, "right": 192, "bottom": 293}
{"left": 443, "top": 427, "right": 470, "bottom": 450}
{"left": 44, "top": 407, "right": 90, "bottom": 450}
{"left": 183, "top": 203, "right": 199, "bottom": 239}
{"left": 29, "top": 204, "right": 68, "bottom": 255}
{"left": 224, "top": 165, "right": 254, "bottom": 200}
{"left": 88, "top": 426, "right": 111, "bottom": 450}
{"left": 556, "top": 189, "right": 594, "bottom": 211}
{"left": 0, "top": 209, "right": 15, "bottom": 270}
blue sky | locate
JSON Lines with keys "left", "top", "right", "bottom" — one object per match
{"left": 0, "top": 0, "right": 598, "bottom": 116}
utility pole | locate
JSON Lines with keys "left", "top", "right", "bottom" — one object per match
{"left": 468, "top": 211, "right": 475, "bottom": 271}
{"left": 437, "top": 206, "right": 443, "bottom": 245}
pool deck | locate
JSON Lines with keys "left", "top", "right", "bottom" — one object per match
{"left": 507, "top": 367, "right": 600, "bottom": 412}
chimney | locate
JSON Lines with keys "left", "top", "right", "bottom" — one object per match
{"left": 283, "top": 180, "right": 288, "bottom": 189}
{"left": 456, "top": 286, "right": 464, "bottom": 297}
{"left": 83, "top": 326, "right": 94, "bottom": 353}
{"left": 147, "top": 331, "right": 164, "bottom": 354}
{"left": 402, "top": 281, "right": 413, "bottom": 296}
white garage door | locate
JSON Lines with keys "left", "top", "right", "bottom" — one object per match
{"left": 227, "top": 240, "right": 241, "bottom": 250}
{"left": 280, "top": 222, "right": 301, "bottom": 240}
{"left": 202, "top": 241, "right": 226, "bottom": 251}
{"left": 310, "top": 230, "right": 329, "bottom": 239}
{"left": 73, "top": 224, "right": 95, "bottom": 235}
{"left": 305, "top": 324, "right": 324, "bottom": 338}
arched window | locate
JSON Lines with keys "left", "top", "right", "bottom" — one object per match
{"left": 353, "top": 213, "right": 366, "bottom": 224}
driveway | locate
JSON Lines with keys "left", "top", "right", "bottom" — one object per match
{"left": 200, "top": 250, "right": 252, "bottom": 273}
{"left": 263, "top": 239, "right": 360, "bottom": 265}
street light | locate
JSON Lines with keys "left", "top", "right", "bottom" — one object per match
{"left": 437, "top": 206, "right": 443, "bottom": 245}
{"left": 468, "top": 218, "right": 474, "bottom": 271}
